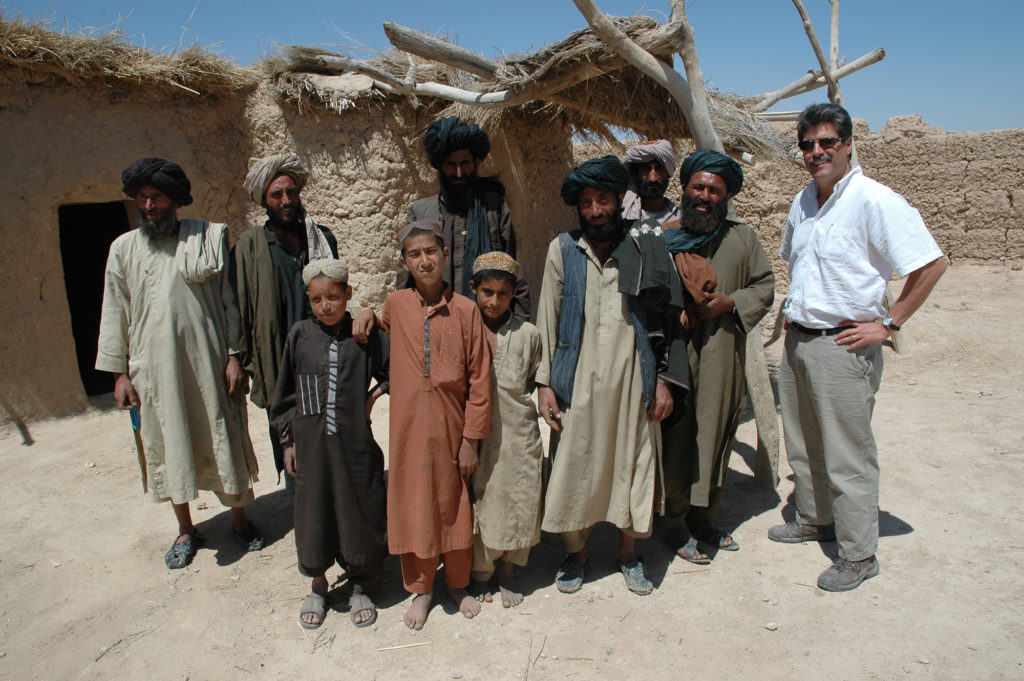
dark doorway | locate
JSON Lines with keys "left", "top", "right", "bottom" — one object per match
{"left": 59, "top": 201, "right": 132, "bottom": 395}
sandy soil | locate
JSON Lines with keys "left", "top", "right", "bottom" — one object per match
{"left": 1, "top": 263, "right": 1022, "bottom": 681}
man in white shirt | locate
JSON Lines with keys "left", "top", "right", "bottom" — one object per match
{"left": 769, "top": 103, "right": 947, "bottom": 591}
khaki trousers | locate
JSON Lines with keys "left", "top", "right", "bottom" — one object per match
{"left": 470, "top": 538, "right": 531, "bottom": 580}
{"left": 779, "top": 330, "right": 883, "bottom": 561}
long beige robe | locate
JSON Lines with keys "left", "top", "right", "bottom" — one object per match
{"left": 536, "top": 235, "right": 661, "bottom": 536}
{"left": 662, "top": 221, "right": 775, "bottom": 514}
{"left": 471, "top": 315, "right": 544, "bottom": 551}
{"left": 96, "top": 222, "right": 258, "bottom": 503}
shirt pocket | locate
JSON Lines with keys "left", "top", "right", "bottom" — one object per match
{"left": 812, "top": 220, "right": 858, "bottom": 264}
{"left": 429, "top": 326, "right": 467, "bottom": 391}
{"left": 295, "top": 374, "right": 323, "bottom": 416}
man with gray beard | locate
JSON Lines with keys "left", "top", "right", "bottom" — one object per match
{"left": 659, "top": 150, "right": 775, "bottom": 564}
{"left": 97, "top": 158, "right": 262, "bottom": 570}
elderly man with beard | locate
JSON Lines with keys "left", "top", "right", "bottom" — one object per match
{"left": 233, "top": 154, "right": 342, "bottom": 490}
{"left": 97, "top": 158, "right": 262, "bottom": 570}
{"left": 404, "top": 116, "right": 530, "bottom": 317}
{"left": 770, "top": 104, "right": 946, "bottom": 591}
{"left": 622, "top": 139, "right": 682, "bottom": 223}
{"left": 536, "top": 156, "right": 679, "bottom": 596}
{"left": 658, "top": 150, "right": 775, "bottom": 564}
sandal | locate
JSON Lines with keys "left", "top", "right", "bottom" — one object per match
{"left": 677, "top": 537, "right": 711, "bottom": 565}
{"left": 164, "top": 530, "right": 204, "bottom": 569}
{"left": 349, "top": 586, "right": 377, "bottom": 628}
{"left": 618, "top": 558, "right": 653, "bottom": 596}
{"left": 693, "top": 525, "right": 739, "bottom": 551}
{"left": 232, "top": 521, "right": 264, "bottom": 552}
{"left": 555, "top": 555, "right": 586, "bottom": 593}
{"left": 299, "top": 593, "right": 327, "bottom": 630}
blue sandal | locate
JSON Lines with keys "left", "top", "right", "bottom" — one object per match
{"left": 164, "top": 531, "right": 204, "bottom": 569}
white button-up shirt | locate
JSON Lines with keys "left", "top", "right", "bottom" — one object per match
{"left": 780, "top": 166, "right": 943, "bottom": 328}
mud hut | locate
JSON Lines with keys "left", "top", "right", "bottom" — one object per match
{"left": 1, "top": 14, "right": 782, "bottom": 422}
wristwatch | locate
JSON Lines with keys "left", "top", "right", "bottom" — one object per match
{"left": 881, "top": 315, "right": 901, "bottom": 332}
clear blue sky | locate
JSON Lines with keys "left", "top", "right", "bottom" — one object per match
{"left": 3, "top": 0, "right": 1021, "bottom": 132}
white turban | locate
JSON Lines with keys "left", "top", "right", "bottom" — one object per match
{"left": 623, "top": 140, "right": 678, "bottom": 176}
{"left": 243, "top": 154, "right": 310, "bottom": 205}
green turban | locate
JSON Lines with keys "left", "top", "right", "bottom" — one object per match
{"left": 560, "top": 155, "right": 630, "bottom": 206}
{"left": 679, "top": 150, "right": 743, "bottom": 195}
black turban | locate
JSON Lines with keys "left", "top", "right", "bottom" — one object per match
{"left": 679, "top": 150, "right": 743, "bottom": 196}
{"left": 424, "top": 117, "right": 491, "bottom": 169}
{"left": 121, "top": 157, "right": 193, "bottom": 206}
{"left": 560, "top": 155, "right": 630, "bottom": 206}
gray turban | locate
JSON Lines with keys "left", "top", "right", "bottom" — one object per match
{"left": 302, "top": 258, "right": 349, "bottom": 286}
{"left": 623, "top": 140, "right": 678, "bottom": 176}
{"left": 424, "top": 117, "right": 491, "bottom": 169}
{"left": 122, "top": 158, "right": 193, "bottom": 206}
{"left": 243, "top": 154, "right": 309, "bottom": 205}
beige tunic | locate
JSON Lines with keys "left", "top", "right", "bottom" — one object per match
{"left": 471, "top": 315, "right": 544, "bottom": 551}
{"left": 536, "top": 235, "right": 661, "bottom": 536}
{"left": 96, "top": 222, "right": 258, "bottom": 503}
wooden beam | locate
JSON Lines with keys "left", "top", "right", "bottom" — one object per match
{"left": 751, "top": 47, "right": 884, "bottom": 112}
{"left": 382, "top": 21, "right": 500, "bottom": 80}
{"left": 791, "top": 0, "right": 843, "bottom": 104}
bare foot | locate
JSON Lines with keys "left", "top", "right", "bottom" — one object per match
{"left": 498, "top": 563, "right": 524, "bottom": 608}
{"left": 449, "top": 587, "right": 481, "bottom": 619}
{"left": 469, "top": 578, "right": 493, "bottom": 603}
{"left": 403, "top": 593, "right": 432, "bottom": 630}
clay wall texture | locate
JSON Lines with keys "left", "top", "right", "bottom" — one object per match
{"left": 0, "top": 79, "right": 572, "bottom": 421}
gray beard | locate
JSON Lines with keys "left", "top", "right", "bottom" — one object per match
{"left": 679, "top": 193, "right": 728, "bottom": 235}
{"left": 139, "top": 213, "right": 178, "bottom": 239}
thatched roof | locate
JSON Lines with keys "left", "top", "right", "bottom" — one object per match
{"left": 0, "top": 15, "right": 258, "bottom": 96}
{"left": 0, "top": 14, "right": 784, "bottom": 159}
{"left": 274, "top": 15, "right": 787, "bottom": 160}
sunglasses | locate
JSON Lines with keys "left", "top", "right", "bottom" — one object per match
{"left": 797, "top": 136, "right": 846, "bottom": 152}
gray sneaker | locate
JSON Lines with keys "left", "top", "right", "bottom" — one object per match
{"left": 767, "top": 521, "right": 836, "bottom": 544}
{"left": 555, "top": 555, "right": 585, "bottom": 593}
{"left": 817, "top": 556, "right": 879, "bottom": 592}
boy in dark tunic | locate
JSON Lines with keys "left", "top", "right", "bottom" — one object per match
{"left": 270, "top": 258, "right": 389, "bottom": 630}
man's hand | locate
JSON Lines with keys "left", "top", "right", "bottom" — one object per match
{"left": 225, "top": 355, "right": 247, "bottom": 396}
{"left": 458, "top": 437, "right": 479, "bottom": 478}
{"left": 284, "top": 443, "right": 297, "bottom": 477}
{"left": 835, "top": 320, "right": 890, "bottom": 350}
{"left": 697, "top": 291, "right": 734, "bottom": 320}
{"left": 352, "top": 308, "right": 377, "bottom": 343}
{"left": 537, "top": 386, "right": 562, "bottom": 432}
{"left": 365, "top": 386, "right": 383, "bottom": 424}
{"left": 114, "top": 373, "right": 140, "bottom": 410}
{"left": 647, "top": 382, "right": 674, "bottom": 423}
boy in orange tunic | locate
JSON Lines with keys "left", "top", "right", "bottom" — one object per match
{"left": 380, "top": 219, "right": 492, "bottom": 630}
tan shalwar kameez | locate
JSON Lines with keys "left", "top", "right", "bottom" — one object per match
{"left": 471, "top": 315, "right": 544, "bottom": 576}
{"left": 536, "top": 235, "right": 661, "bottom": 543}
{"left": 381, "top": 287, "right": 491, "bottom": 590}
{"left": 96, "top": 221, "right": 258, "bottom": 504}
{"left": 661, "top": 222, "right": 775, "bottom": 526}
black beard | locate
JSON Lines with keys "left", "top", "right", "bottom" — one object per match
{"left": 679, "top": 193, "right": 728, "bottom": 236}
{"left": 266, "top": 202, "right": 306, "bottom": 236}
{"left": 139, "top": 212, "right": 178, "bottom": 239}
{"left": 578, "top": 204, "right": 626, "bottom": 246}
{"left": 439, "top": 170, "right": 476, "bottom": 212}
{"left": 637, "top": 179, "right": 668, "bottom": 200}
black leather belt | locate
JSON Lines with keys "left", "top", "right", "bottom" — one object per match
{"left": 789, "top": 321, "right": 845, "bottom": 336}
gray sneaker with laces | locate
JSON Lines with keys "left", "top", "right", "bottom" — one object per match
{"left": 817, "top": 556, "right": 879, "bottom": 591}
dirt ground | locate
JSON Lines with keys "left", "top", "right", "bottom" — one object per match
{"left": 1, "top": 262, "right": 1022, "bottom": 681}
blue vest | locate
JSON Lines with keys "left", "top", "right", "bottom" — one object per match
{"left": 549, "top": 231, "right": 657, "bottom": 407}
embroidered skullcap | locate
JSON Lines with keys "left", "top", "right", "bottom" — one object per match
{"left": 560, "top": 155, "right": 630, "bottom": 206}
{"left": 424, "top": 116, "right": 491, "bottom": 169}
{"left": 243, "top": 153, "right": 309, "bottom": 205}
{"left": 473, "top": 251, "right": 520, "bottom": 277}
{"left": 122, "top": 157, "right": 193, "bottom": 206}
{"left": 302, "top": 258, "right": 348, "bottom": 287}
{"left": 623, "top": 140, "right": 678, "bottom": 177}
{"left": 396, "top": 219, "right": 443, "bottom": 246}
{"left": 679, "top": 150, "right": 744, "bottom": 195}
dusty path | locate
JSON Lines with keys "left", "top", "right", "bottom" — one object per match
{"left": 1, "top": 263, "right": 1022, "bottom": 680}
